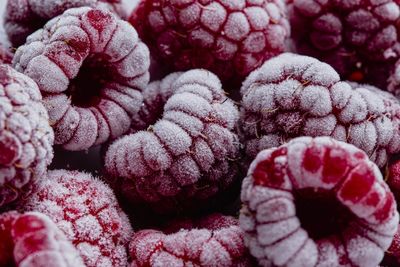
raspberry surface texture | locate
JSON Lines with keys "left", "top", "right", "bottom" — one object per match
{"left": 13, "top": 7, "right": 150, "bottom": 151}
{"left": 240, "top": 53, "right": 400, "bottom": 168}
{"left": 130, "top": 0, "right": 290, "bottom": 85}
{"left": 0, "top": 64, "right": 54, "bottom": 209}
{"left": 129, "top": 213, "right": 252, "bottom": 267}
{"left": 0, "top": 43, "right": 13, "bottom": 65}
{"left": 288, "top": 0, "right": 400, "bottom": 88}
{"left": 240, "top": 136, "right": 399, "bottom": 267}
{"left": 23, "top": 169, "right": 133, "bottom": 267}
{"left": 4, "top": 0, "right": 125, "bottom": 47}
{"left": 0, "top": 211, "right": 85, "bottom": 267}
{"left": 105, "top": 69, "right": 240, "bottom": 213}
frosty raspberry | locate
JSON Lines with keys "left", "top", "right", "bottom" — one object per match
{"left": 13, "top": 7, "right": 150, "bottom": 151}
{"left": 240, "top": 136, "right": 399, "bottom": 267}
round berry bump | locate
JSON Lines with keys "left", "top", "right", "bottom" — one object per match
{"left": 12, "top": 7, "right": 151, "bottom": 151}
{"left": 0, "top": 211, "right": 85, "bottom": 267}
{"left": 129, "top": 0, "right": 290, "bottom": 85}
{"left": 105, "top": 69, "right": 240, "bottom": 213}
{"left": 240, "top": 53, "right": 400, "bottom": 168}
{"left": 240, "top": 136, "right": 399, "bottom": 267}
{"left": 288, "top": 0, "right": 400, "bottom": 87}
{"left": 0, "top": 64, "right": 54, "bottom": 208}
{"left": 23, "top": 170, "right": 133, "bottom": 267}
{"left": 4, "top": 0, "right": 126, "bottom": 47}
{"left": 129, "top": 214, "right": 253, "bottom": 267}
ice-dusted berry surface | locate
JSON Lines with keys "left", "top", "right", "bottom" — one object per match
{"left": 0, "top": 211, "right": 85, "bottom": 267}
{"left": 240, "top": 136, "right": 399, "bottom": 267}
{"left": 13, "top": 7, "right": 150, "bottom": 151}
{"left": 129, "top": 213, "right": 253, "bottom": 267}
{"left": 240, "top": 53, "right": 400, "bottom": 168}
{"left": 0, "top": 64, "right": 54, "bottom": 209}
{"left": 288, "top": 0, "right": 400, "bottom": 89}
{"left": 22, "top": 170, "right": 133, "bottom": 267}
{"left": 105, "top": 69, "right": 240, "bottom": 213}
{"left": 130, "top": 0, "right": 290, "bottom": 86}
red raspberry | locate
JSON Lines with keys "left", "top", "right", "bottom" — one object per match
{"left": 22, "top": 169, "right": 133, "bottom": 267}
{"left": 387, "top": 225, "right": 400, "bottom": 264}
{"left": 0, "top": 43, "right": 13, "bottom": 65}
{"left": 4, "top": 0, "right": 126, "bottom": 47}
{"left": 13, "top": 7, "right": 150, "bottom": 151}
{"left": 105, "top": 69, "right": 240, "bottom": 213}
{"left": 129, "top": 214, "right": 253, "bottom": 267}
{"left": 0, "top": 64, "right": 54, "bottom": 208}
{"left": 240, "top": 136, "right": 399, "bottom": 267}
{"left": 0, "top": 211, "right": 85, "bottom": 267}
{"left": 240, "top": 53, "right": 400, "bottom": 168}
{"left": 288, "top": 0, "right": 400, "bottom": 88}
{"left": 129, "top": 0, "right": 290, "bottom": 85}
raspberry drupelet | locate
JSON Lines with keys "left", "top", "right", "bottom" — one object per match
{"left": 129, "top": 213, "right": 253, "bottom": 266}
{"left": 240, "top": 136, "right": 399, "bottom": 267}
{"left": 0, "top": 211, "right": 85, "bottom": 267}
{"left": 22, "top": 169, "right": 133, "bottom": 267}
{"left": 129, "top": 0, "right": 290, "bottom": 86}
{"left": 105, "top": 69, "right": 241, "bottom": 213}
{"left": 4, "top": 0, "right": 126, "bottom": 47}
{"left": 13, "top": 7, "right": 150, "bottom": 151}
{"left": 240, "top": 53, "right": 400, "bottom": 168}
{"left": 0, "top": 64, "right": 54, "bottom": 209}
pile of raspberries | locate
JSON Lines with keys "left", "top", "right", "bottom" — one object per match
{"left": 3, "top": 0, "right": 400, "bottom": 266}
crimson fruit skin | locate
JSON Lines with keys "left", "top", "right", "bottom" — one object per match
{"left": 105, "top": 69, "right": 240, "bottom": 213}
{"left": 240, "top": 53, "right": 400, "bottom": 168}
{"left": 22, "top": 169, "right": 133, "bottom": 267}
{"left": 0, "top": 211, "right": 85, "bottom": 267}
{"left": 0, "top": 64, "right": 54, "bottom": 209}
{"left": 288, "top": 0, "right": 400, "bottom": 87}
{"left": 240, "top": 136, "right": 399, "bottom": 267}
{"left": 129, "top": 0, "right": 290, "bottom": 86}
{"left": 129, "top": 213, "right": 252, "bottom": 267}
{"left": 13, "top": 7, "right": 150, "bottom": 151}
{"left": 4, "top": 0, "right": 125, "bottom": 47}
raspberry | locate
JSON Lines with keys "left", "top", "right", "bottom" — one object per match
{"left": 240, "top": 53, "right": 400, "bottom": 168}
{"left": 13, "top": 7, "right": 150, "bottom": 151}
{"left": 22, "top": 169, "right": 133, "bottom": 267}
{"left": 288, "top": 0, "right": 400, "bottom": 87}
{"left": 240, "top": 136, "right": 399, "bottom": 267}
{"left": 105, "top": 69, "right": 240, "bottom": 213}
{"left": 4, "top": 0, "right": 126, "bottom": 47}
{"left": 0, "top": 211, "right": 85, "bottom": 267}
{"left": 129, "top": 214, "right": 253, "bottom": 266}
{"left": 129, "top": 0, "right": 290, "bottom": 85}
{"left": 387, "top": 225, "right": 400, "bottom": 264}
{"left": 0, "top": 64, "right": 54, "bottom": 208}
{"left": 0, "top": 43, "right": 13, "bottom": 65}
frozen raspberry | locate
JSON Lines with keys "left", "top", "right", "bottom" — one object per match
{"left": 129, "top": 0, "right": 290, "bottom": 86}
{"left": 22, "top": 169, "right": 133, "bottom": 267}
{"left": 13, "top": 7, "right": 150, "bottom": 151}
{"left": 0, "top": 211, "right": 85, "bottom": 267}
{"left": 240, "top": 53, "right": 400, "bottom": 168}
{"left": 105, "top": 69, "right": 240, "bottom": 213}
{"left": 4, "top": 0, "right": 126, "bottom": 47}
{"left": 387, "top": 225, "right": 400, "bottom": 264}
{"left": 240, "top": 136, "right": 399, "bottom": 267}
{"left": 288, "top": 0, "right": 400, "bottom": 88}
{"left": 0, "top": 43, "right": 13, "bottom": 65}
{"left": 0, "top": 64, "right": 54, "bottom": 208}
{"left": 129, "top": 213, "right": 253, "bottom": 267}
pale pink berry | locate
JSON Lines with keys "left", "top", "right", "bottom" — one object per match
{"left": 0, "top": 64, "right": 54, "bottom": 208}
{"left": 130, "top": 0, "right": 290, "bottom": 86}
{"left": 22, "top": 169, "right": 133, "bottom": 267}
{"left": 129, "top": 214, "right": 253, "bottom": 267}
{"left": 240, "top": 136, "right": 399, "bottom": 267}
{"left": 0, "top": 211, "right": 85, "bottom": 267}
{"left": 13, "top": 7, "right": 150, "bottom": 151}
{"left": 105, "top": 69, "right": 240, "bottom": 213}
{"left": 240, "top": 53, "right": 400, "bottom": 167}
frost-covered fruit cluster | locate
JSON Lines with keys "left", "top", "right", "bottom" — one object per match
{"left": 241, "top": 136, "right": 399, "bottom": 267}
{"left": 130, "top": 0, "right": 290, "bottom": 85}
